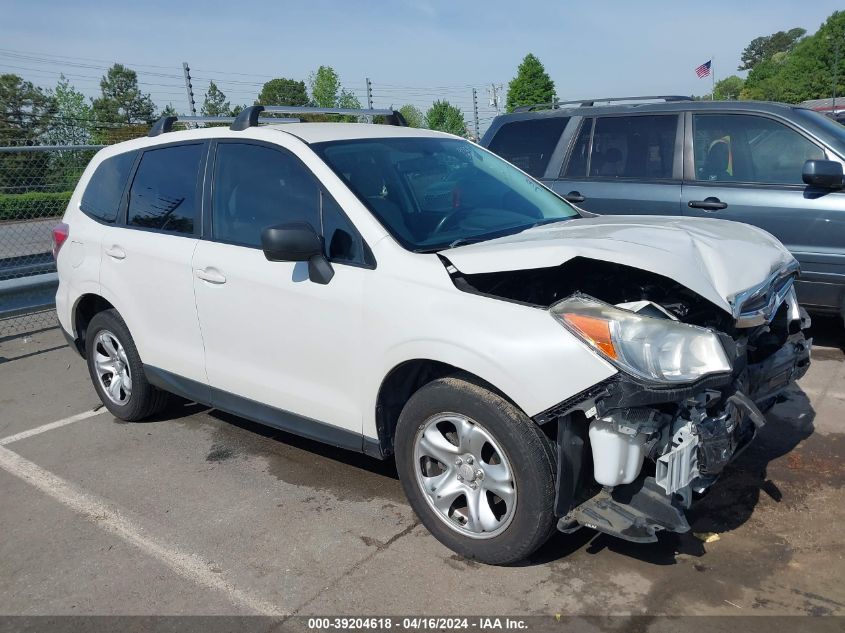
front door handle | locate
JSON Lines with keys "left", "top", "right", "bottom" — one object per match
{"left": 688, "top": 197, "right": 728, "bottom": 211}
{"left": 195, "top": 267, "right": 227, "bottom": 284}
{"left": 104, "top": 246, "right": 126, "bottom": 260}
{"left": 564, "top": 191, "right": 586, "bottom": 203}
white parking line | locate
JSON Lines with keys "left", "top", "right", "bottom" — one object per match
{"left": 0, "top": 443, "right": 286, "bottom": 616}
{"left": 0, "top": 408, "right": 106, "bottom": 446}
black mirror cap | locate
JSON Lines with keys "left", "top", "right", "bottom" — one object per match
{"left": 261, "top": 222, "right": 323, "bottom": 262}
{"left": 802, "top": 159, "right": 845, "bottom": 189}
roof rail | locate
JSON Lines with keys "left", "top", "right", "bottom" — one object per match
{"left": 148, "top": 114, "right": 299, "bottom": 137}
{"left": 229, "top": 105, "right": 407, "bottom": 131}
{"left": 512, "top": 95, "right": 693, "bottom": 113}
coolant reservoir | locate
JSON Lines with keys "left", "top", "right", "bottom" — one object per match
{"left": 589, "top": 418, "right": 647, "bottom": 487}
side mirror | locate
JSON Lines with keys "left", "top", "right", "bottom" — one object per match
{"left": 802, "top": 159, "right": 844, "bottom": 189}
{"left": 261, "top": 222, "right": 334, "bottom": 285}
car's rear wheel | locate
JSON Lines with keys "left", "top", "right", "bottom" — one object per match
{"left": 85, "top": 309, "right": 168, "bottom": 421}
{"left": 394, "top": 375, "right": 556, "bottom": 565}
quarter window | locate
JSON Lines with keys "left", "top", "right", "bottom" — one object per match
{"left": 585, "top": 115, "right": 677, "bottom": 179}
{"left": 127, "top": 144, "right": 203, "bottom": 234}
{"left": 692, "top": 114, "right": 825, "bottom": 185}
{"left": 212, "top": 143, "right": 320, "bottom": 248}
{"left": 487, "top": 117, "right": 569, "bottom": 178}
{"left": 80, "top": 151, "right": 136, "bottom": 223}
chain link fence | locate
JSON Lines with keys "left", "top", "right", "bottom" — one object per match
{"left": 0, "top": 143, "right": 102, "bottom": 338}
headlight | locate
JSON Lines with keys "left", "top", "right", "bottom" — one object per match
{"left": 550, "top": 295, "right": 731, "bottom": 383}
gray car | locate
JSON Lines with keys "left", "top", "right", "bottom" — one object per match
{"left": 481, "top": 97, "right": 845, "bottom": 321}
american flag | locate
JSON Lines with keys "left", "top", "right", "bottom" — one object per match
{"left": 695, "top": 60, "right": 712, "bottom": 78}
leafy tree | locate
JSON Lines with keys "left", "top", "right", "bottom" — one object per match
{"left": 505, "top": 53, "right": 555, "bottom": 113}
{"left": 92, "top": 63, "right": 155, "bottom": 125}
{"left": 713, "top": 75, "right": 745, "bottom": 100}
{"left": 0, "top": 74, "right": 55, "bottom": 193}
{"left": 425, "top": 100, "right": 465, "bottom": 136}
{"left": 739, "top": 27, "right": 806, "bottom": 71}
{"left": 741, "top": 11, "right": 845, "bottom": 103}
{"left": 160, "top": 103, "right": 178, "bottom": 117}
{"left": 399, "top": 104, "right": 424, "bottom": 128}
{"left": 44, "top": 75, "right": 91, "bottom": 146}
{"left": 257, "top": 78, "right": 308, "bottom": 106}
{"left": 201, "top": 80, "right": 230, "bottom": 117}
{"left": 310, "top": 66, "right": 341, "bottom": 108}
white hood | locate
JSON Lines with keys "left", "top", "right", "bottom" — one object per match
{"left": 444, "top": 215, "right": 796, "bottom": 314}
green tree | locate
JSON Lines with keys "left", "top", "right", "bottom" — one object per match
{"left": 257, "top": 78, "right": 309, "bottom": 106}
{"left": 741, "top": 11, "right": 845, "bottom": 104}
{"left": 0, "top": 74, "right": 55, "bottom": 193}
{"left": 738, "top": 27, "right": 806, "bottom": 71}
{"left": 399, "top": 104, "right": 424, "bottom": 128}
{"left": 201, "top": 80, "right": 230, "bottom": 117}
{"left": 713, "top": 75, "right": 745, "bottom": 100}
{"left": 160, "top": 103, "right": 178, "bottom": 117}
{"left": 309, "top": 65, "right": 341, "bottom": 108}
{"left": 44, "top": 75, "right": 91, "bottom": 146}
{"left": 92, "top": 63, "right": 155, "bottom": 125}
{"left": 425, "top": 100, "right": 465, "bottom": 136}
{"left": 505, "top": 53, "right": 555, "bottom": 113}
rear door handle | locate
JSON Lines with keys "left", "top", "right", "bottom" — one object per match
{"left": 564, "top": 191, "right": 586, "bottom": 203}
{"left": 195, "top": 267, "right": 227, "bottom": 284}
{"left": 104, "top": 246, "right": 126, "bottom": 260}
{"left": 688, "top": 197, "right": 727, "bottom": 211}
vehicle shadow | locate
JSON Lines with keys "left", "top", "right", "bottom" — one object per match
{"left": 530, "top": 385, "right": 817, "bottom": 566}
{"left": 808, "top": 313, "right": 844, "bottom": 353}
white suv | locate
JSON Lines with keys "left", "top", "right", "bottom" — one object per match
{"left": 54, "top": 106, "right": 811, "bottom": 565}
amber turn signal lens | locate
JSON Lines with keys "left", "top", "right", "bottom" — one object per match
{"left": 560, "top": 313, "right": 618, "bottom": 359}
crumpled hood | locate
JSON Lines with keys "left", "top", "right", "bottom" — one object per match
{"left": 443, "top": 215, "right": 796, "bottom": 314}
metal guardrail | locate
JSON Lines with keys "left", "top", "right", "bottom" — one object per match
{"left": 0, "top": 272, "right": 58, "bottom": 320}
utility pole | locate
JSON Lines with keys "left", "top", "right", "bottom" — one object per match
{"left": 472, "top": 88, "right": 480, "bottom": 141}
{"left": 366, "top": 77, "right": 373, "bottom": 109}
{"left": 833, "top": 40, "right": 839, "bottom": 115}
{"left": 488, "top": 83, "right": 504, "bottom": 113}
{"left": 182, "top": 62, "right": 197, "bottom": 119}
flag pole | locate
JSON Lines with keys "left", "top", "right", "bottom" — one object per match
{"left": 711, "top": 56, "right": 716, "bottom": 100}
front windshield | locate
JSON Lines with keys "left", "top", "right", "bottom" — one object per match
{"left": 312, "top": 137, "right": 579, "bottom": 251}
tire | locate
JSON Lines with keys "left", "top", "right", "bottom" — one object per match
{"left": 394, "top": 375, "right": 557, "bottom": 565}
{"left": 85, "top": 309, "right": 169, "bottom": 421}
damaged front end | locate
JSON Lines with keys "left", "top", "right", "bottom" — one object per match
{"left": 549, "top": 286, "right": 810, "bottom": 543}
{"left": 448, "top": 256, "right": 811, "bottom": 543}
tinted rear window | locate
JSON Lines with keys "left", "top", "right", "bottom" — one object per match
{"left": 80, "top": 151, "right": 136, "bottom": 223}
{"left": 127, "top": 144, "right": 204, "bottom": 235}
{"left": 486, "top": 117, "right": 569, "bottom": 177}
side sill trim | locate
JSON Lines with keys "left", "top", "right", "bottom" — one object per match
{"left": 143, "top": 365, "right": 384, "bottom": 459}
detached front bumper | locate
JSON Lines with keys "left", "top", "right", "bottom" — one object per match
{"left": 548, "top": 306, "right": 812, "bottom": 544}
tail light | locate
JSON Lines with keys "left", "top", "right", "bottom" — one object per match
{"left": 52, "top": 222, "right": 69, "bottom": 260}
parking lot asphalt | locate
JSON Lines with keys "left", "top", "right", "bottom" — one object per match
{"left": 0, "top": 318, "right": 843, "bottom": 618}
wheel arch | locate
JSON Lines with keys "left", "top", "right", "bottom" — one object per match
{"left": 71, "top": 293, "right": 115, "bottom": 357}
{"left": 374, "top": 358, "right": 523, "bottom": 458}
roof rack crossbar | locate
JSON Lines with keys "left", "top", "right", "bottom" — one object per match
{"left": 230, "top": 105, "right": 408, "bottom": 131}
{"left": 512, "top": 95, "right": 693, "bottom": 113}
{"left": 148, "top": 115, "right": 300, "bottom": 136}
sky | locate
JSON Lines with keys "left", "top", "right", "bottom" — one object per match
{"left": 0, "top": 0, "right": 842, "bottom": 132}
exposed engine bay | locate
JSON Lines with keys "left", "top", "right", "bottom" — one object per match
{"left": 445, "top": 255, "right": 812, "bottom": 543}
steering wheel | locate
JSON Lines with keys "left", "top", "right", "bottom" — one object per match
{"left": 432, "top": 207, "right": 475, "bottom": 235}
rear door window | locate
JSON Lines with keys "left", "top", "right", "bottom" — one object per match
{"left": 80, "top": 151, "right": 137, "bottom": 223}
{"left": 586, "top": 115, "right": 677, "bottom": 179}
{"left": 692, "top": 114, "right": 825, "bottom": 185}
{"left": 127, "top": 144, "right": 204, "bottom": 234}
{"left": 486, "top": 117, "right": 569, "bottom": 178}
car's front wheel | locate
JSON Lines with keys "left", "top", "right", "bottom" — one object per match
{"left": 394, "top": 375, "right": 556, "bottom": 565}
{"left": 85, "top": 309, "right": 169, "bottom": 421}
